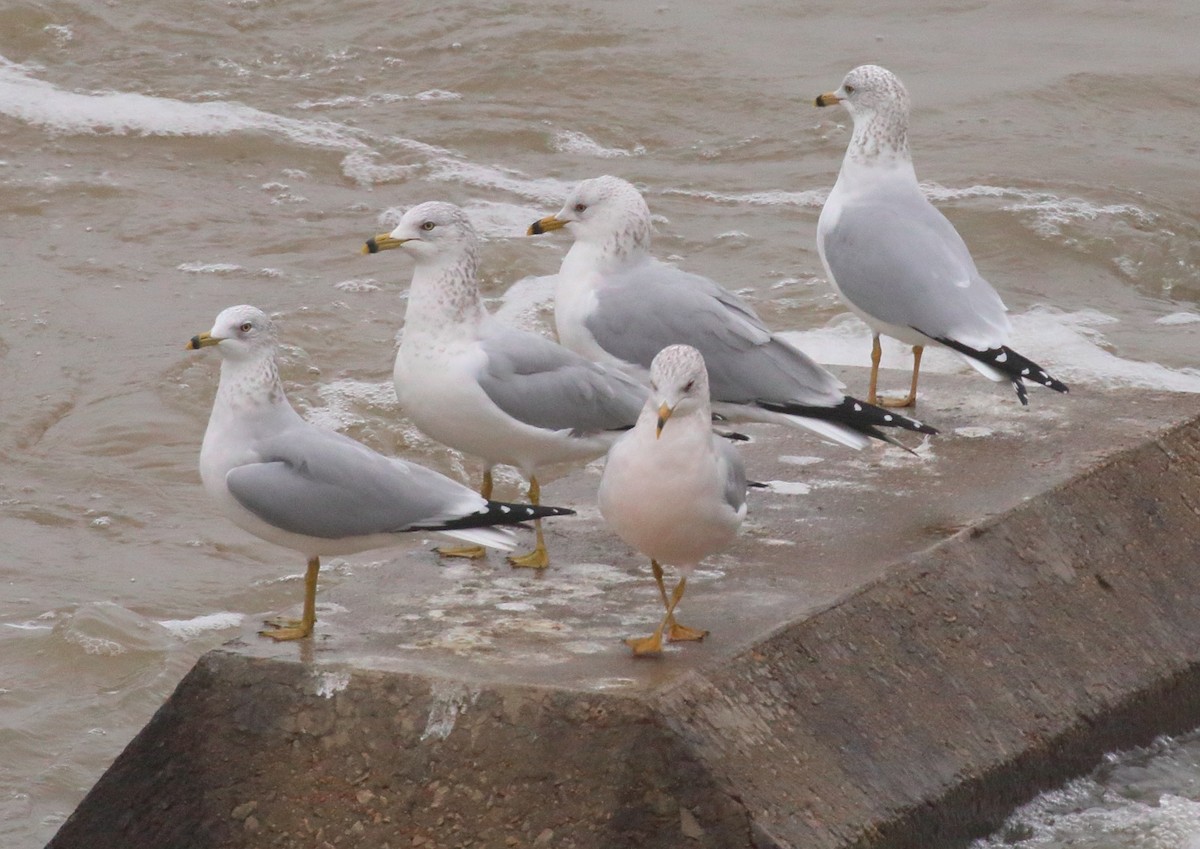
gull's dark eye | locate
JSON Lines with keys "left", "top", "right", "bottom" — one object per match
{"left": 844, "top": 83, "right": 856, "bottom": 94}
{"left": 683, "top": 379, "right": 695, "bottom": 392}
{"left": 574, "top": 203, "right": 587, "bottom": 214}
{"left": 239, "top": 322, "right": 253, "bottom": 333}
{"left": 421, "top": 220, "right": 436, "bottom": 231}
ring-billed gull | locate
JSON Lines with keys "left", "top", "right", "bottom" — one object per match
{"left": 364, "top": 201, "right": 645, "bottom": 569}
{"left": 598, "top": 345, "right": 747, "bottom": 656}
{"left": 527, "top": 175, "right": 937, "bottom": 450}
{"left": 815, "top": 65, "right": 1069, "bottom": 407}
{"left": 189, "top": 304, "right": 574, "bottom": 640}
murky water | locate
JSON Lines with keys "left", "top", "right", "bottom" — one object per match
{"left": 970, "top": 732, "right": 1200, "bottom": 849}
{"left": 2, "top": 1, "right": 1199, "bottom": 846}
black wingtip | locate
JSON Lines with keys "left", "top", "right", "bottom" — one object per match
{"left": 757, "top": 396, "right": 939, "bottom": 443}
{"left": 930, "top": 334, "right": 1068, "bottom": 403}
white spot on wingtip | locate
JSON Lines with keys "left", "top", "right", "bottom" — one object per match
{"left": 853, "top": 403, "right": 863, "bottom": 412}
{"left": 883, "top": 414, "right": 893, "bottom": 422}
{"left": 499, "top": 505, "right": 511, "bottom": 513}
{"left": 995, "top": 352, "right": 1008, "bottom": 363}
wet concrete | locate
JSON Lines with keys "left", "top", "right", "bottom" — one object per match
{"left": 45, "top": 373, "right": 1200, "bottom": 848}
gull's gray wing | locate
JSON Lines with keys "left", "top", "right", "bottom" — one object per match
{"left": 716, "top": 437, "right": 748, "bottom": 515}
{"left": 821, "top": 190, "right": 1010, "bottom": 349}
{"left": 476, "top": 322, "right": 646, "bottom": 433}
{"left": 584, "top": 260, "right": 845, "bottom": 406}
{"left": 226, "top": 424, "right": 484, "bottom": 539}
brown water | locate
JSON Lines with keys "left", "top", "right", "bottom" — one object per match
{"left": 2, "top": 1, "right": 1199, "bottom": 845}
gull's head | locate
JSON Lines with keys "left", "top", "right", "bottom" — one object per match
{"left": 528, "top": 175, "right": 651, "bottom": 255}
{"left": 815, "top": 64, "right": 910, "bottom": 123}
{"left": 363, "top": 201, "right": 478, "bottom": 263}
{"left": 648, "top": 344, "right": 710, "bottom": 438}
{"left": 187, "top": 305, "right": 278, "bottom": 362}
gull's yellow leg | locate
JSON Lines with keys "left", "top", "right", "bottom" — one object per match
{"left": 626, "top": 575, "right": 692, "bottom": 656}
{"left": 260, "top": 557, "right": 319, "bottom": 641}
{"left": 868, "top": 334, "right": 883, "bottom": 405}
{"left": 664, "top": 576, "right": 707, "bottom": 642}
{"left": 508, "top": 475, "right": 549, "bottom": 569}
{"left": 644, "top": 560, "right": 707, "bottom": 642}
{"left": 437, "top": 469, "right": 494, "bottom": 560}
{"left": 879, "top": 344, "right": 923, "bottom": 409}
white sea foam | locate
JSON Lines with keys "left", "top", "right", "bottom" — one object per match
{"left": 782, "top": 308, "right": 1200, "bottom": 394}
{"left": 1157, "top": 312, "right": 1200, "bottom": 326}
{"left": 157, "top": 611, "right": 244, "bottom": 638}
{"left": 551, "top": 129, "right": 645, "bottom": 159}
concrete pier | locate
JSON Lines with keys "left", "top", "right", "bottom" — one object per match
{"left": 46, "top": 376, "right": 1200, "bottom": 848}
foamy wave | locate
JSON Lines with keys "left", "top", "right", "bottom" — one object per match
{"left": 663, "top": 187, "right": 826, "bottom": 207}
{"left": 1156, "top": 311, "right": 1200, "bottom": 326}
{"left": 551, "top": 130, "right": 645, "bottom": 159}
{"left": 783, "top": 308, "right": 1200, "bottom": 394}
{"left": 157, "top": 612, "right": 244, "bottom": 638}
{"left": 0, "top": 60, "right": 375, "bottom": 149}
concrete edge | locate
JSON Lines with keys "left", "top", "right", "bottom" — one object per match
{"left": 46, "top": 413, "right": 1200, "bottom": 849}
{"left": 656, "top": 412, "right": 1200, "bottom": 848}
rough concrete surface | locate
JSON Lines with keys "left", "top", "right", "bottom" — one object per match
{"left": 46, "top": 375, "right": 1200, "bottom": 848}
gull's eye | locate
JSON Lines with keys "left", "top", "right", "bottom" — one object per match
{"left": 421, "top": 220, "right": 436, "bottom": 231}
{"left": 649, "top": 381, "right": 658, "bottom": 392}
{"left": 239, "top": 321, "right": 253, "bottom": 333}
{"left": 843, "top": 83, "right": 856, "bottom": 95}
{"left": 683, "top": 379, "right": 695, "bottom": 392}
{"left": 573, "top": 203, "right": 587, "bottom": 214}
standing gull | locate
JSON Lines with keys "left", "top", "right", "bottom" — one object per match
{"left": 815, "top": 64, "right": 1069, "bottom": 407}
{"left": 599, "top": 345, "right": 747, "bottom": 656}
{"left": 527, "top": 175, "right": 936, "bottom": 450}
{"left": 364, "top": 201, "right": 646, "bottom": 568}
{"left": 189, "top": 304, "right": 574, "bottom": 640}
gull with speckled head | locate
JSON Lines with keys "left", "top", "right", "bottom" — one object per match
{"left": 814, "top": 65, "right": 1069, "bottom": 407}
{"left": 189, "top": 305, "right": 574, "bottom": 641}
{"left": 364, "top": 201, "right": 646, "bottom": 568}
{"left": 599, "top": 345, "right": 747, "bottom": 656}
{"left": 527, "top": 175, "right": 936, "bottom": 451}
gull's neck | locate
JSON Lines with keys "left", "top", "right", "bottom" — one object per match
{"left": 205, "top": 352, "right": 298, "bottom": 452}
{"left": 563, "top": 213, "right": 652, "bottom": 279}
{"left": 216, "top": 353, "right": 288, "bottom": 416}
{"left": 404, "top": 248, "right": 485, "bottom": 336}
{"left": 838, "top": 108, "right": 918, "bottom": 189}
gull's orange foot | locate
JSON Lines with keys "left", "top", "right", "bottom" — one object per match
{"left": 508, "top": 548, "right": 550, "bottom": 569}
{"left": 437, "top": 543, "right": 488, "bottom": 560}
{"left": 624, "top": 633, "right": 665, "bottom": 656}
{"left": 258, "top": 624, "right": 312, "bottom": 641}
{"left": 668, "top": 622, "right": 709, "bottom": 643}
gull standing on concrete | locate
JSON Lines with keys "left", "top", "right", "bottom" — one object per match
{"left": 364, "top": 201, "right": 646, "bottom": 568}
{"left": 599, "top": 345, "right": 747, "bottom": 656}
{"left": 814, "top": 64, "right": 1069, "bottom": 407}
{"left": 527, "top": 175, "right": 936, "bottom": 450}
{"left": 190, "top": 305, "right": 574, "bottom": 640}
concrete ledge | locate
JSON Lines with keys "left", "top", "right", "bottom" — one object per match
{"left": 47, "top": 402, "right": 1200, "bottom": 849}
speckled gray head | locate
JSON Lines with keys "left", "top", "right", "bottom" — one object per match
{"left": 649, "top": 344, "right": 711, "bottom": 434}
{"left": 188, "top": 304, "right": 278, "bottom": 361}
{"left": 364, "top": 200, "right": 479, "bottom": 261}
{"left": 528, "top": 175, "right": 652, "bottom": 258}
{"left": 816, "top": 65, "right": 912, "bottom": 162}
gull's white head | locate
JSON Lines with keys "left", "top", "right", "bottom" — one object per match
{"left": 816, "top": 65, "right": 911, "bottom": 163}
{"left": 188, "top": 304, "right": 278, "bottom": 362}
{"left": 364, "top": 201, "right": 479, "bottom": 266}
{"left": 648, "top": 344, "right": 711, "bottom": 438}
{"left": 529, "top": 175, "right": 651, "bottom": 260}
